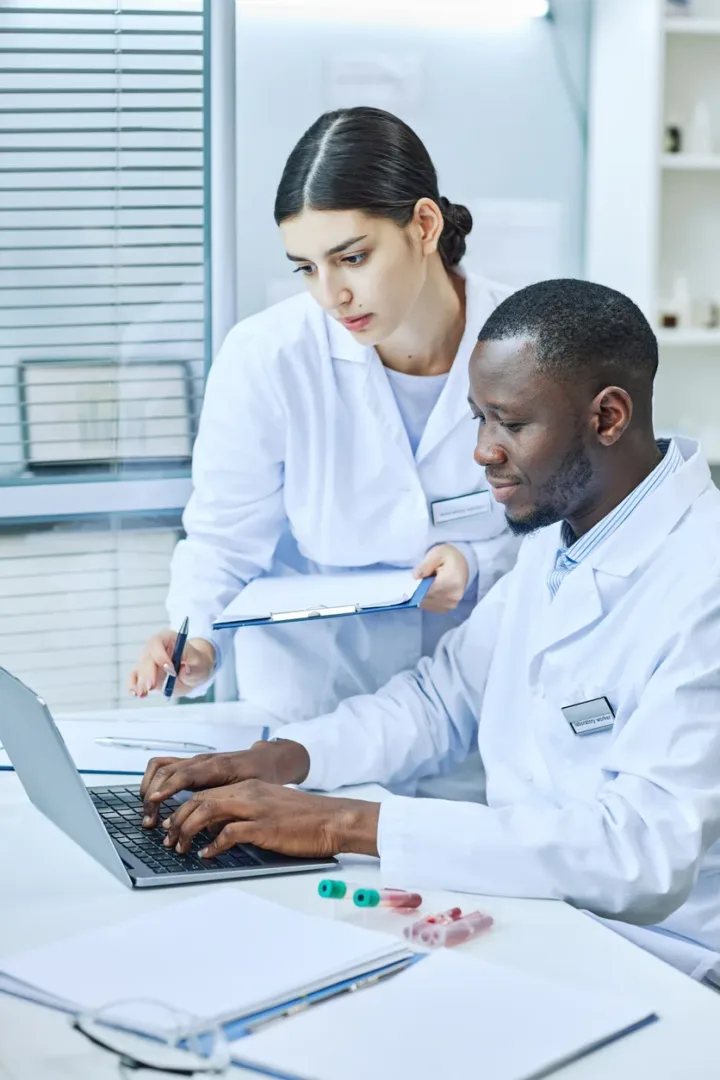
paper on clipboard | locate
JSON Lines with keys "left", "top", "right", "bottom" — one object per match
{"left": 213, "top": 569, "right": 426, "bottom": 629}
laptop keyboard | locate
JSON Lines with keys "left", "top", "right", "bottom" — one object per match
{"left": 90, "top": 786, "right": 261, "bottom": 875}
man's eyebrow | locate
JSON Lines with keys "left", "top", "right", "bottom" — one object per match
{"left": 285, "top": 234, "right": 368, "bottom": 263}
{"left": 467, "top": 398, "right": 507, "bottom": 415}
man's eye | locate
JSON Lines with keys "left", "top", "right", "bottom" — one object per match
{"left": 502, "top": 422, "right": 524, "bottom": 433}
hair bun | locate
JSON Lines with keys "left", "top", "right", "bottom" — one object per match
{"left": 438, "top": 197, "right": 473, "bottom": 268}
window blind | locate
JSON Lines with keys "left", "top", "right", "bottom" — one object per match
{"left": 0, "top": 522, "right": 180, "bottom": 710}
{"left": 0, "top": 1, "right": 208, "bottom": 713}
{"left": 0, "top": 0, "right": 207, "bottom": 479}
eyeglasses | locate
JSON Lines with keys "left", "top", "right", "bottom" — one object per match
{"left": 71, "top": 999, "right": 231, "bottom": 1078}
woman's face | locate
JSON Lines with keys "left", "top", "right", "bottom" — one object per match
{"left": 279, "top": 207, "right": 433, "bottom": 346}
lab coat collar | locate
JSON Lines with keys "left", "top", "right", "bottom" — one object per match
{"left": 324, "top": 311, "right": 374, "bottom": 364}
{"left": 323, "top": 270, "right": 495, "bottom": 466}
{"left": 586, "top": 437, "right": 711, "bottom": 578}
{"left": 528, "top": 438, "right": 711, "bottom": 662}
{"left": 535, "top": 437, "right": 710, "bottom": 581}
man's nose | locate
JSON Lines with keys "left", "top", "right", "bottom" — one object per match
{"left": 474, "top": 428, "right": 507, "bottom": 469}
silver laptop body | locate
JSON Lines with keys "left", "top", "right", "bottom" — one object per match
{"left": 0, "top": 666, "right": 336, "bottom": 888}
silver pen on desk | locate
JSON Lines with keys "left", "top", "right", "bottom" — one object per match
{"left": 94, "top": 737, "right": 216, "bottom": 753}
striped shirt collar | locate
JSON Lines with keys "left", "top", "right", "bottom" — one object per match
{"left": 548, "top": 439, "right": 683, "bottom": 597}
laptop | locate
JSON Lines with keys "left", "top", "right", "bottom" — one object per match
{"left": 0, "top": 666, "right": 337, "bottom": 888}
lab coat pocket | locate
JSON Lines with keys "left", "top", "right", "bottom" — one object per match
{"left": 535, "top": 684, "right": 618, "bottom": 796}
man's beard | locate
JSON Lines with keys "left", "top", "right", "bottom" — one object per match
{"left": 506, "top": 443, "right": 594, "bottom": 537}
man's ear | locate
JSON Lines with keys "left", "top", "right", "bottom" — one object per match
{"left": 591, "top": 386, "right": 633, "bottom": 447}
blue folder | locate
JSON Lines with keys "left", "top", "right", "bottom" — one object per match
{"left": 213, "top": 576, "right": 434, "bottom": 631}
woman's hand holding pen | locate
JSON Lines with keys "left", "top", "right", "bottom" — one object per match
{"left": 414, "top": 543, "right": 469, "bottom": 614}
{"left": 127, "top": 632, "right": 216, "bottom": 699}
{"left": 139, "top": 739, "right": 311, "bottom": 827}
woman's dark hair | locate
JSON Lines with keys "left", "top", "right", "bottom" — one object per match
{"left": 274, "top": 106, "right": 472, "bottom": 270}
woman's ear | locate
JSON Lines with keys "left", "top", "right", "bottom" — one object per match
{"left": 411, "top": 197, "right": 444, "bottom": 257}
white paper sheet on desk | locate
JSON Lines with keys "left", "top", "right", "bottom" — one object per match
{"left": 217, "top": 568, "right": 422, "bottom": 623}
{"left": 0, "top": 890, "right": 412, "bottom": 1035}
{"left": 0, "top": 719, "right": 267, "bottom": 774}
{"left": 232, "top": 950, "right": 656, "bottom": 1080}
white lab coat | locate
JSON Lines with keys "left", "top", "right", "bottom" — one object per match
{"left": 168, "top": 272, "right": 519, "bottom": 729}
{"left": 284, "top": 439, "right": 720, "bottom": 979}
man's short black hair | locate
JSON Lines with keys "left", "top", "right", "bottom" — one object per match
{"left": 478, "top": 279, "right": 659, "bottom": 389}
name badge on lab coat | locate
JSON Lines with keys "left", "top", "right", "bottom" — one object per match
{"left": 431, "top": 490, "right": 491, "bottom": 526}
{"left": 561, "top": 697, "right": 615, "bottom": 736}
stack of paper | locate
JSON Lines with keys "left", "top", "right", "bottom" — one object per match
{"left": 233, "top": 950, "right": 657, "bottom": 1080}
{"left": 0, "top": 890, "right": 413, "bottom": 1035}
{"left": 0, "top": 718, "right": 268, "bottom": 775}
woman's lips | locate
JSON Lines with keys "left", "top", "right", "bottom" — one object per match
{"left": 340, "top": 314, "right": 373, "bottom": 332}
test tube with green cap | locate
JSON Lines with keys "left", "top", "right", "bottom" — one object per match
{"left": 318, "top": 879, "right": 350, "bottom": 900}
{"left": 318, "top": 880, "right": 422, "bottom": 909}
{"left": 353, "top": 887, "right": 422, "bottom": 910}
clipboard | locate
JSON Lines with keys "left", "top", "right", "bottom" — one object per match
{"left": 212, "top": 571, "right": 434, "bottom": 631}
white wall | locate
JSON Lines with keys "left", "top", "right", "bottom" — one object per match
{"left": 233, "top": 0, "right": 590, "bottom": 320}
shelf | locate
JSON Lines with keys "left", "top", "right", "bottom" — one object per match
{"left": 0, "top": 476, "right": 192, "bottom": 523}
{"left": 656, "top": 328, "right": 720, "bottom": 346}
{"left": 665, "top": 17, "right": 720, "bottom": 34}
{"left": 662, "top": 153, "right": 720, "bottom": 170}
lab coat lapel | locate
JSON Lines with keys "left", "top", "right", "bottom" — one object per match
{"left": 325, "top": 311, "right": 416, "bottom": 471}
{"left": 414, "top": 278, "right": 481, "bottom": 464}
{"left": 363, "top": 352, "right": 417, "bottom": 468}
{"left": 528, "top": 532, "right": 604, "bottom": 661}
{"left": 415, "top": 272, "right": 496, "bottom": 465}
{"left": 414, "top": 339, "right": 474, "bottom": 465}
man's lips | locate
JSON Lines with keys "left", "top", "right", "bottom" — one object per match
{"left": 487, "top": 478, "right": 522, "bottom": 504}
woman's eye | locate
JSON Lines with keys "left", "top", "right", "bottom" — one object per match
{"left": 292, "top": 264, "right": 314, "bottom": 276}
{"left": 342, "top": 252, "right": 366, "bottom": 266}
{"left": 502, "top": 422, "right": 524, "bottom": 433}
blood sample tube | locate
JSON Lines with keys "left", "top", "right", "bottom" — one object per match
{"left": 423, "top": 910, "right": 493, "bottom": 948}
{"left": 403, "top": 907, "right": 463, "bottom": 942}
{"left": 353, "top": 887, "right": 422, "bottom": 910}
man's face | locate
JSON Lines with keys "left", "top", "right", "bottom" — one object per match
{"left": 469, "top": 337, "right": 598, "bottom": 535}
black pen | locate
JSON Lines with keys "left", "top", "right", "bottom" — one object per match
{"left": 163, "top": 616, "right": 189, "bottom": 699}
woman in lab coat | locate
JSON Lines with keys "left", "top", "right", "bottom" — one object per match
{"left": 128, "top": 105, "right": 518, "bottom": 738}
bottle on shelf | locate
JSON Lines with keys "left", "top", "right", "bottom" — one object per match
{"left": 686, "top": 101, "right": 714, "bottom": 156}
{"left": 672, "top": 274, "right": 692, "bottom": 328}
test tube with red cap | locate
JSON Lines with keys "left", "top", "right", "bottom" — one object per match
{"left": 403, "top": 907, "right": 463, "bottom": 942}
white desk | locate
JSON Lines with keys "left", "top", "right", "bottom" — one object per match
{"left": 1, "top": 702, "right": 719, "bottom": 1079}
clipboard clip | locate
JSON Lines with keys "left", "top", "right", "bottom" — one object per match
{"left": 270, "top": 594, "right": 412, "bottom": 621}
{"left": 269, "top": 604, "right": 358, "bottom": 622}
{"left": 355, "top": 593, "right": 411, "bottom": 613}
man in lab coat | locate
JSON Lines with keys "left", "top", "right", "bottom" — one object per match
{"left": 141, "top": 279, "right": 720, "bottom": 981}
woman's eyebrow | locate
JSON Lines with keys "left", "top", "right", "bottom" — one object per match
{"left": 286, "top": 234, "right": 368, "bottom": 263}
